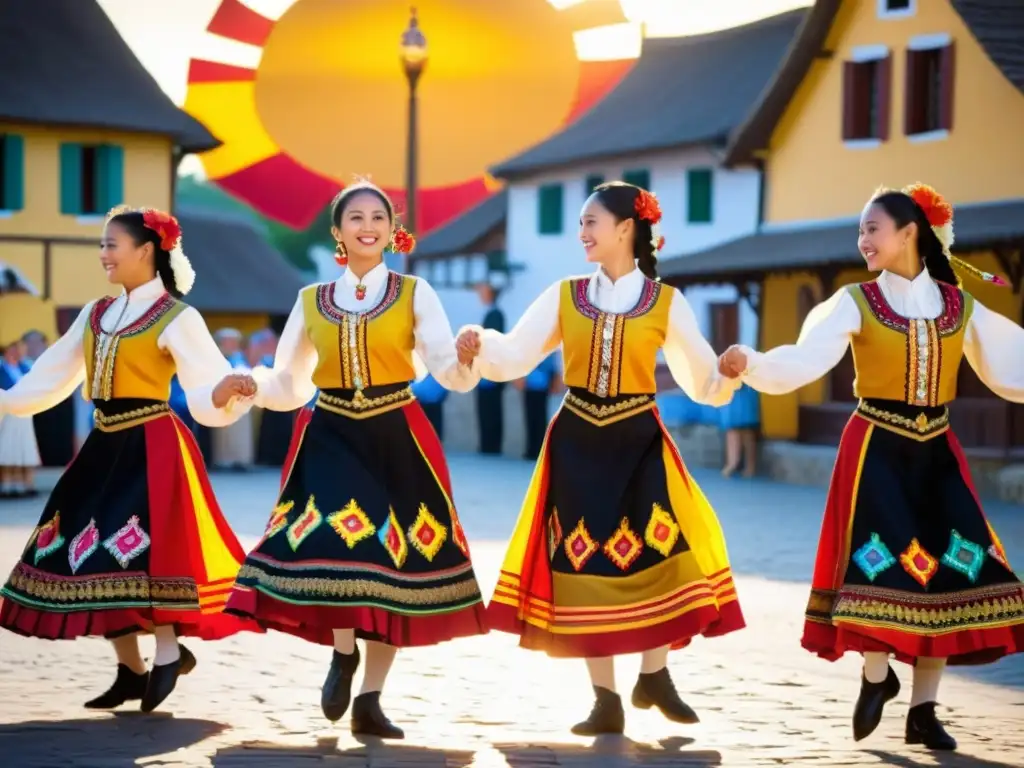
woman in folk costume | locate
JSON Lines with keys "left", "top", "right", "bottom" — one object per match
{"left": 0, "top": 207, "right": 259, "bottom": 713}
{"left": 226, "top": 182, "right": 488, "bottom": 739}
{"left": 456, "top": 182, "right": 745, "bottom": 736}
{"left": 719, "top": 184, "right": 1024, "bottom": 751}
{"left": 0, "top": 337, "right": 41, "bottom": 497}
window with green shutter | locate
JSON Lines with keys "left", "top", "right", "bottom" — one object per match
{"left": 0, "top": 134, "right": 25, "bottom": 211}
{"left": 687, "top": 168, "right": 713, "bottom": 223}
{"left": 537, "top": 183, "right": 563, "bottom": 235}
{"left": 60, "top": 142, "right": 124, "bottom": 215}
{"left": 622, "top": 168, "right": 650, "bottom": 190}
{"left": 584, "top": 174, "right": 604, "bottom": 195}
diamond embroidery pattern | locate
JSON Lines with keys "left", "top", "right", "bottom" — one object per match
{"left": 644, "top": 503, "right": 680, "bottom": 558}
{"left": 328, "top": 499, "right": 376, "bottom": 549}
{"left": 68, "top": 519, "right": 101, "bottom": 574}
{"left": 264, "top": 500, "right": 294, "bottom": 538}
{"left": 33, "top": 511, "right": 64, "bottom": 565}
{"left": 103, "top": 516, "right": 151, "bottom": 569}
{"left": 603, "top": 517, "right": 644, "bottom": 571}
{"left": 408, "top": 503, "right": 447, "bottom": 562}
{"left": 548, "top": 508, "right": 564, "bottom": 559}
{"left": 899, "top": 538, "right": 938, "bottom": 587}
{"left": 287, "top": 496, "right": 323, "bottom": 551}
{"left": 941, "top": 529, "right": 986, "bottom": 583}
{"left": 379, "top": 508, "right": 408, "bottom": 568}
{"left": 451, "top": 512, "right": 470, "bottom": 558}
{"left": 563, "top": 519, "right": 598, "bottom": 572}
{"left": 852, "top": 533, "right": 897, "bottom": 582}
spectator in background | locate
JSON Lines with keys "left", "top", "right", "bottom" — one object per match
{"left": 250, "top": 328, "right": 295, "bottom": 467}
{"left": 0, "top": 339, "right": 40, "bottom": 497}
{"left": 517, "top": 351, "right": 561, "bottom": 461}
{"left": 475, "top": 282, "right": 505, "bottom": 455}
{"left": 21, "top": 330, "right": 47, "bottom": 364}
{"left": 212, "top": 328, "right": 254, "bottom": 471}
{"left": 720, "top": 382, "right": 760, "bottom": 478}
{"left": 412, "top": 372, "right": 448, "bottom": 440}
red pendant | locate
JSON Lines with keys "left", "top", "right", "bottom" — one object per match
{"left": 355, "top": 284, "right": 367, "bottom": 301}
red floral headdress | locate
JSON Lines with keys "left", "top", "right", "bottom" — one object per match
{"left": 634, "top": 189, "right": 666, "bottom": 251}
{"left": 391, "top": 226, "right": 416, "bottom": 254}
{"left": 141, "top": 209, "right": 182, "bottom": 251}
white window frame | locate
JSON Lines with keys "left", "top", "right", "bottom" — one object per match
{"left": 878, "top": 0, "right": 916, "bottom": 20}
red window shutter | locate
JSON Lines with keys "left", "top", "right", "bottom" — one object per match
{"left": 904, "top": 49, "right": 919, "bottom": 135}
{"left": 940, "top": 42, "right": 956, "bottom": 131}
{"left": 875, "top": 55, "right": 892, "bottom": 140}
{"left": 842, "top": 61, "right": 857, "bottom": 140}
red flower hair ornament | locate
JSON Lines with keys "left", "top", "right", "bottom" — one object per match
{"left": 141, "top": 209, "right": 182, "bottom": 251}
{"left": 390, "top": 226, "right": 416, "bottom": 255}
{"left": 634, "top": 189, "right": 666, "bottom": 252}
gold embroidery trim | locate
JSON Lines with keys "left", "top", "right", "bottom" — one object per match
{"left": 237, "top": 564, "right": 481, "bottom": 606}
{"left": 833, "top": 592, "right": 1024, "bottom": 628}
{"left": 339, "top": 314, "right": 353, "bottom": 389}
{"left": 93, "top": 403, "right": 171, "bottom": 432}
{"left": 316, "top": 387, "right": 415, "bottom": 420}
{"left": 6, "top": 566, "right": 199, "bottom": 603}
{"left": 609, "top": 315, "right": 626, "bottom": 398}
{"left": 856, "top": 401, "right": 949, "bottom": 442}
{"left": 563, "top": 392, "right": 654, "bottom": 426}
{"left": 926, "top": 320, "right": 941, "bottom": 407}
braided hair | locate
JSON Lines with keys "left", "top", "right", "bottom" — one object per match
{"left": 591, "top": 181, "right": 660, "bottom": 280}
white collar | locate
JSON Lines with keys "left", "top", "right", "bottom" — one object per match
{"left": 593, "top": 266, "right": 643, "bottom": 291}
{"left": 879, "top": 269, "right": 936, "bottom": 295}
{"left": 339, "top": 262, "right": 389, "bottom": 290}
{"left": 119, "top": 276, "right": 166, "bottom": 303}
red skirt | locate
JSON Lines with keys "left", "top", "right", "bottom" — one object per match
{"left": 803, "top": 402, "right": 1024, "bottom": 665}
{"left": 0, "top": 399, "right": 259, "bottom": 641}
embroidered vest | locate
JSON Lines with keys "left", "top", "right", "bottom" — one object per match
{"left": 849, "top": 281, "right": 973, "bottom": 407}
{"left": 83, "top": 294, "right": 186, "bottom": 401}
{"left": 558, "top": 277, "right": 672, "bottom": 397}
{"left": 302, "top": 272, "right": 417, "bottom": 390}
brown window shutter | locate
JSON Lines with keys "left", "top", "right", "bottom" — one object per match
{"left": 842, "top": 61, "right": 857, "bottom": 140}
{"left": 875, "top": 55, "right": 892, "bottom": 140}
{"left": 904, "top": 48, "right": 919, "bottom": 135}
{"left": 940, "top": 42, "right": 956, "bottom": 131}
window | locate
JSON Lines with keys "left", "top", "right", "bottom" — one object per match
{"left": 60, "top": 143, "right": 124, "bottom": 215}
{"left": 537, "top": 183, "right": 563, "bottom": 235}
{"left": 878, "top": 0, "right": 915, "bottom": 18}
{"left": 622, "top": 168, "right": 650, "bottom": 190}
{"left": 905, "top": 44, "right": 955, "bottom": 136}
{"left": 842, "top": 55, "right": 892, "bottom": 141}
{"left": 687, "top": 168, "right": 714, "bottom": 223}
{"left": 0, "top": 134, "right": 25, "bottom": 212}
{"left": 584, "top": 174, "right": 604, "bottom": 194}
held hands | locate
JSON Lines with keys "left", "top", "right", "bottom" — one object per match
{"left": 455, "top": 329, "right": 481, "bottom": 367}
{"left": 717, "top": 345, "right": 748, "bottom": 379}
{"left": 212, "top": 373, "right": 258, "bottom": 409}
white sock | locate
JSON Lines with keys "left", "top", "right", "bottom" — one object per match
{"left": 332, "top": 628, "right": 356, "bottom": 655}
{"left": 153, "top": 626, "right": 181, "bottom": 666}
{"left": 359, "top": 640, "right": 398, "bottom": 695}
{"left": 111, "top": 634, "right": 147, "bottom": 675}
{"left": 585, "top": 656, "right": 617, "bottom": 692}
{"left": 863, "top": 652, "right": 890, "bottom": 683}
{"left": 640, "top": 645, "right": 670, "bottom": 674}
{"left": 910, "top": 657, "right": 945, "bottom": 707}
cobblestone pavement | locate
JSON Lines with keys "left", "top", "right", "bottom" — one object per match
{"left": 1, "top": 456, "right": 1022, "bottom": 767}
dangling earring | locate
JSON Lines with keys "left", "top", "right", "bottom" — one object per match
{"left": 334, "top": 241, "right": 348, "bottom": 267}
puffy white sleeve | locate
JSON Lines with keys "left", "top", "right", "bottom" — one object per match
{"left": 663, "top": 287, "right": 741, "bottom": 407}
{"left": 0, "top": 304, "right": 90, "bottom": 417}
{"left": 250, "top": 294, "right": 318, "bottom": 411}
{"left": 463, "top": 282, "right": 562, "bottom": 382}
{"left": 963, "top": 300, "right": 1024, "bottom": 402}
{"left": 160, "top": 306, "right": 255, "bottom": 427}
{"left": 738, "top": 287, "right": 861, "bottom": 395}
{"left": 412, "top": 279, "right": 480, "bottom": 393}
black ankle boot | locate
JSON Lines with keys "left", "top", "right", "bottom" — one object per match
{"left": 571, "top": 686, "right": 625, "bottom": 736}
{"left": 905, "top": 702, "right": 957, "bottom": 750}
{"left": 84, "top": 664, "right": 149, "bottom": 709}
{"left": 321, "top": 647, "right": 361, "bottom": 722}
{"left": 852, "top": 665, "right": 901, "bottom": 741}
{"left": 631, "top": 668, "right": 699, "bottom": 724}
{"left": 351, "top": 692, "right": 404, "bottom": 739}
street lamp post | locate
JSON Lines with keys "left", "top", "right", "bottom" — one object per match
{"left": 400, "top": 7, "right": 427, "bottom": 248}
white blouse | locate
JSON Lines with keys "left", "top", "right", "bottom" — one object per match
{"left": 737, "top": 270, "right": 1024, "bottom": 401}
{"left": 0, "top": 277, "right": 252, "bottom": 427}
{"left": 462, "top": 267, "right": 740, "bottom": 406}
{"left": 253, "top": 263, "right": 478, "bottom": 411}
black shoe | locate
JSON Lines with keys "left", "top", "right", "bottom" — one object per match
{"left": 321, "top": 647, "right": 361, "bottom": 722}
{"left": 140, "top": 647, "right": 195, "bottom": 713}
{"left": 852, "top": 665, "right": 901, "bottom": 741}
{"left": 179, "top": 644, "right": 197, "bottom": 676}
{"left": 631, "top": 667, "right": 699, "bottom": 724}
{"left": 905, "top": 702, "right": 957, "bottom": 750}
{"left": 571, "top": 686, "right": 625, "bottom": 736}
{"left": 84, "top": 664, "right": 149, "bottom": 709}
{"left": 351, "top": 692, "right": 405, "bottom": 739}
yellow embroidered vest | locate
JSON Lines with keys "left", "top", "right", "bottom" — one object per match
{"left": 849, "top": 280, "right": 973, "bottom": 407}
{"left": 302, "top": 272, "right": 417, "bottom": 390}
{"left": 83, "top": 295, "right": 186, "bottom": 401}
{"left": 559, "top": 276, "right": 672, "bottom": 396}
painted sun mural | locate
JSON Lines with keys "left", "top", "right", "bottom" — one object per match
{"left": 184, "top": 0, "right": 638, "bottom": 232}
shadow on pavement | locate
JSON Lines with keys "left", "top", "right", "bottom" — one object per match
{"left": 866, "top": 749, "right": 1023, "bottom": 767}
{"left": 212, "top": 736, "right": 475, "bottom": 766}
{"left": 0, "top": 714, "right": 224, "bottom": 767}
{"left": 495, "top": 735, "right": 720, "bottom": 766}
